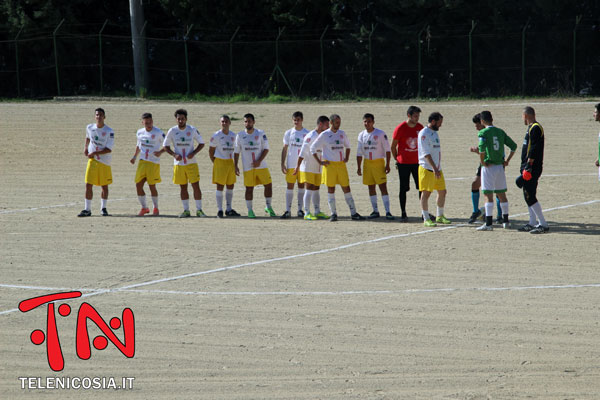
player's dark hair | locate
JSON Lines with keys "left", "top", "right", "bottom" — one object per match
{"left": 316, "top": 115, "right": 330, "bottom": 124}
{"left": 523, "top": 106, "right": 536, "bottom": 116}
{"left": 363, "top": 113, "right": 375, "bottom": 121}
{"left": 292, "top": 111, "right": 303, "bottom": 119}
{"left": 407, "top": 106, "right": 421, "bottom": 116}
{"left": 596, "top": 103, "right": 600, "bottom": 111}
{"left": 243, "top": 113, "right": 255, "bottom": 121}
{"left": 329, "top": 113, "right": 341, "bottom": 122}
{"left": 472, "top": 113, "right": 481, "bottom": 124}
{"left": 428, "top": 112, "right": 443, "bottom": 122}
{"left": 141, "top": 112, "right": 152, "bottom": 119}
{"left": 221, "top": 114, "right": 231, "bottom": 122}
{"left": 95, "top": 108, "right": 105, "bottom": 116}
{"left": 174, "top": 109, "right": 187, "bottom": 118}
{"left": 480, "top": 110, "right": 493, "bottom": 123}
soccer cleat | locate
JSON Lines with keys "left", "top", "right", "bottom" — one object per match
{"left": 476, "top": 223, "right": 493, "bottom": 231}
{"left": 530, "top": 225, "right": 549, "bottom": 234}
{"left": 138, "top": 207, "right": 150, "bottom": 217}
{"left": 468, "top": 209, "right": 482, "bottom": 224}
{"left": 351, "top": 213, "right": 366, "bottom": 221}
{"left": 368, "top": 211, "right": 380, "bottom": 219}
{"left": 78, "top": 209, "right": 91, "bottom": 217}
{"left": 297, "top": 210, "right": 305, "bottom": 218}
{"left": 495, "top": 216, "right": 504, "bottom": 225}
{"left": 196, "top": 209, "right": 207, "bottom": 217}
{"left": 385, "top": 212, "right": 395, "bottom": 220}
{"left": 304, "top": 213, "right": 317, "bottom": 220}
{"left": 217, "top": 210, "right": 224, "bottom": 218}
{"left": 265, "top": 206, "right": 276, "bottom": 217}
{"left": 248, "top": 209, "right": 256, "bottom": 218}
{"left": 225, "top": 209, "right": 241, "bottom": 217}
{"left": 329, "top": 213, "right": 338, "bottom": 222}
{"left": 518, "top": 224, "right": 535, "bottom": 232}
{"left": 179, "top": 210, "right": 191, "bottom": 218}
{"left": 280, "top": 211, "right": 291, "bottom": 219}
{"left": 315, "top": 211, "right": 329, "bottom": 219}
{"left": 152, "top": 208, "right": 159, "bottom": 216}
{"left": 502, "top": 221, "right": 511, "bottom": 229}
{"left": 436, "top": 215, "right": 451, "bottom": 224}
{"left": 101, "top": 208, "right": 110, "bottom": 216}
{"left": 399, "top": 214, "right": 408, "bottom": 223}
{"left": 423, "top": 219, "right": 437, "bottom": 227}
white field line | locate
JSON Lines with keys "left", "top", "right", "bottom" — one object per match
{"left": 1, "top": 198, "right": 599, "bottom": 316}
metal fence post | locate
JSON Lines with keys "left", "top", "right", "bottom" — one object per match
{"left": 98, "top": 20, "right": 108, "bottom": 95}
{"left": 320, "top": 25, "right": 329, "bottom": 96}
{"left": 417, "top": 25, "right": 426, "bottom": 98}
{"left": 229, "top": 26, "right": 240, "bottom": 93}
{"left": 573, "top": 15, "right": 582, "bottom": 94}
{"left": 53, "top": 19, "right": 65, "bottom": 96}
{"left": 521, "top": 18, "right": 530, "bottom": 96}
{"left": 14, "top": 26, "right": 23, "bottom": 97}
{"left": 368, "top": 24, "right": 377, "bottom": 96}
{"left": 184, "top": 24, "right": 194, "bottom": 95}
{"left": 469, "top": 20, "right": 477, "bottom": 97}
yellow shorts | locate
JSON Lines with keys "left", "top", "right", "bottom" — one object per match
{"left": 85, "top": 159, "right": 112, "bottom": 186}
{"left": 285, "top": 168, "right": 301, "bottom": 184}
{"left": 418, "top": 166, "right": 446, "bottom": 192}
{"left": 299, "top": 171, "right": 322, "bottom": 186}
{"left": 135, "top": 159, "right": 161, "bottom": 185}
{"left": 173, "top": 163, "right": 200, "bottom": 185}
{"left": 212, "top": 158, "right": 236, "bottom": 186}
{"left": 243, "top": 168, "right": 272, "bottom": 187}
{"left": 362, "top": 158, "right": 386, "bottom": 185}
{"left": 322, "top": 161, "right": 349, "bottom": 187}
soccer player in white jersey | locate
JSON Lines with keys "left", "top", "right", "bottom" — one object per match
{"left": 418, "top": 112, "right": 451, "bottom": 227}
{"left": 309, "top": 114, "right": 364, "bottom": 222}
{"left": 293, "top": 115, "right": 330, "bottom": 220}
{"left": 234, "top": 113, "right": 276, "bottom": 218}
{"left": 163, "top": 109, "right": 206, "bottom": 218}
{"left": 280, "top": 111, "right": 309, "bottom": 218}
{"left": 356, "top": 113, "right": 394, "bottom": 220}
{"left": 209, "top": 115, "right": 240, "bottom": 218}
{"left": 78, "top": 108, "right": 114, "bottom": 217}
{"left": 130, "top": 112, "right": 165, "bottom": 216}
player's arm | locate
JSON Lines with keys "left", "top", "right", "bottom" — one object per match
{"left": 209, "top": 146, "right": 216, "bottom": 163}
{"left": 526, "top": 125, "right": 543, "bottom": 165}
{"left": 84, "top": 137, "right": 90, "bottom": 157}
{"left": 293, "top": 156, "right": 303, "bottom": 176}
{"left": 595, "top": 158, "right": 599, "bottom": 167}
{"left": 190, "top": 142, "right": 204, "bottom": 158}
{"left": 385, "top": 151, "right": 391, "bottom": 174}
{"left": 88, "top": 146, "right": 111, "bottom": 159}
{"left": 130, "top": 146, "right": 140, "bottom": 164}
{"left": 479, "top": 151, "right": 487, "bottom": 167}
{"left": 164, "top": 146, "right": 182, "bottom": 161}
{"left": 254, "top": 149, "right": 268, "bottom": 168}
{"left": 424, "top": 154, "right": 441, "bottom": 178}
{"left": 356, "top": 137, "right": 363, "bottom": 175}
{"left": 233, "top": 152, "right": 241, "bottom": 176}
{"left": 344, "top": 148, "right": 351, "bottom": 163}
{"left": 390, "top": 139, "right": 398, "bottom": 160}
{"left": 281, "top": 145, "right": 288, "bottom": 174}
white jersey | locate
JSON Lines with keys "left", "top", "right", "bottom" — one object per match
{"left": 209, "top": 130, "right": 236, "bottom": 160}
{"left": 299, "top": 130, "right": 323, "bottom": 174}
{"left": 357, "top": 128, "right": 390, "bottom": 161}
{"left": 86, "top": 123, "right": 114, "bottom": 166}
{"left": 418, "top": 126, "right": 441, "bottom": 171}
{"left": 136, "top": 127, "right": 165, "bottom": 164}
{"left": 283, "top": 127, "right": 309, "bottom": 168}
{"left": 163, "top": 125, "right": 204, "bottom": 166}
{"left": 234, "top": 129, "right": 270, "bottom": 172}
{"left": 310, "top": 129, "right": 351, "bottom": 162}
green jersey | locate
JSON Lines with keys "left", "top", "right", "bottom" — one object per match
{"left": 478, "top": 126, "right": 517, "bottom": 165}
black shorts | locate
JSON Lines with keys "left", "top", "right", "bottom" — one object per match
{"left": 396, "top": 163, "right": 419, "bottom": 192}
{"left": 476, "top": 165, "right": 481, "bottom": 177}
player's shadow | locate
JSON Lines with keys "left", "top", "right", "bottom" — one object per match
{"left": 538, "top": 221, "right": 600, "bottom": 235}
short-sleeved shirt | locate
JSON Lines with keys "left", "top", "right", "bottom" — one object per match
{"left": 299, "top": 130, "right": 322, "bottom": 174}
{"left": 163, "top": 125, "right": 204, "bottom": 166}
{"left": 310, "top": 129, "right": 351, "bottom": 162}
{"left": 283, "top": 127, "right": 309, "bottom": 168}
{"left": 520, "top": 123, "right": 544, "bottom": 174}
{"left": 136, "top": 127, "right": 165, "bottom": 164}
{"left": 86, "top": 123, "right": 115, "bottom": 166}
{"left": 234, "top": 129, "right": 269, "bottom": 172}
{"left": 357, "top": 128, "right": 390, "bottom": 161}
{"left": 393, "top": 121, "right": 422, "bottom": 164}
{"left": 418, "top": 126, "right": 441, "bottom": 171}
{"left": 209, "top": 130, "right": 236, "bottom": 160}
{"left": 478, "top": 126, "right": 517, "bottom": 165}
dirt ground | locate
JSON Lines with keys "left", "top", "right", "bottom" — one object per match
{"left": 1, "top": 99, "right": 600, "bottom": 399}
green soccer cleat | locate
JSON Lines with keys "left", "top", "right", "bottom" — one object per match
{"left": 314, "top": 211, "right": 329, "bottom": 219}
{"left": 196, "top": 209, "right": 207, "bottom": 217}
{"left": 248, "top": 209, "right": 256, "bottom": 218}
{"left": 265, "top": 206, "right": 276, "bottom": 217}
{"left": 179, "top": 210, "right": 191, "bottom": 218}
{"left": 423, "top": 219, "right": 437, "bottom": 227}
{"left": 304, "top": 213, "right": 317, "bottom": 220}
{"left": 435, "top": 215, "right": 451, "bottom": 224}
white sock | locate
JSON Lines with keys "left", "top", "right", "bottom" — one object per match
{"left": 246, "top": 200, "right": 253, "bottom": 211}
{"left": 297, "top": 188, "right": 305, "bottom": 211}
{"left": 266, "top": 197, "right": 272, "bottom": 208}
{"left": 344, "top": 192, "right": 356, "bottom": 214}
{"left": 101, "top": 198, "right": 107, "bottom": 210}
{"left": 327, "top": 192, "right": 337, "bottom": 214}
{"left": 285, "top": 189, "right": 293, "bottom": 212}
{"left": 138, "top": 195, "right": 147, "bottom": 208}
{"left": 216, "top": 191, "right": 224, "bottom": 211}
{"left": 84, "top": 199, "right": 92, "bottom": 211}
{"left": 485, "top": 202, "right": 494, "bottom": 218}
{"left": 182, "top": 199, "right": 189, "bottom": 211}
{"left": 151, "top": 196, "right": 158, "bottom": 208}
{"left": 421, "top": 210, "right": 430, "bottom": 220}
{"left": 382, "top": 195, "right": 390, "bottom": 213}
{"left": 195, "top": 199, "right": 202, "bottom": 211}
{"left": 313, "top": 191, "right": 321, "bottom": 213}
{"left": 226, "top": 189, "right": 233, "bottom": 211}
{"left": 528, "top": 206, "right": 537, "bottom": 225}
{"left": 436, "top": 206, "right": 444, "bottom": 217}
{"left": 370, "top": 195, "right": 378, "bottom": 212}
{"left": 500, "top": 202, "right": 509, "bottom": 219}
{"left": 531, "top": 202, "right": 547, "bottom": 226}
{"left": 303, "top": 189, "right": 312, "bottom": 214}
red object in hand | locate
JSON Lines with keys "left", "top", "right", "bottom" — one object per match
{"left": 522, "top": 169, "right": 532, "bottom": 181}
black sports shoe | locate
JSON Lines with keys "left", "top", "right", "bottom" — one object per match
{"left": 101, "top": 208, "right": 110, "bottom": 216}
{"left": 518, "top": 223, "right": 535, "bottom": 232}
{"left": 78, "top": 209, "right": 91, "bottom": 217}
{"left": 530, "top": 225, "right": 549, "bottom": 234}
{"left": 217, "top": 210, "right": 224, "bottom": 218}
{"left": 368, "top": 211, "right": 380, "bottom": 219}
{"left": 329, "top": 213, "right": 338, "bottom": 222}
{"left": 280, "top": 211, "right": 291, "bottom": 219}
{"left": 225, "top": 209, "right": 240, "bottom": 217}
{"left": 468, "top": 209, "right": 482, "bottom": 224}
{"left": 351, "top": 213, "right": 366, "bottom": 221}
{"left": 385, "top": 212, "right": 395, "bottom": 220}
{"left": 297, "top": 210, "right": 305, "bottom": 218}
{"left": 495, "top": 216, "right": 503, "bottom": 225}
{"left": 399, "top": 214, "right": 408, "bottom": 223}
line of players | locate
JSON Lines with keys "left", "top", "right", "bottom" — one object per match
{"left": 78, "top": 105, "right": 553, "bottom": 232}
